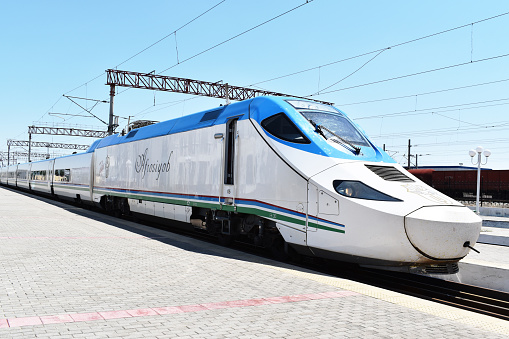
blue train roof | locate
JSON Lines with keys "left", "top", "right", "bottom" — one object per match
{"left": 89, "top": 96, "right": 394, "bottom": 163}
{"left": 95, "top": 99, "right": 252, "bottom": 149}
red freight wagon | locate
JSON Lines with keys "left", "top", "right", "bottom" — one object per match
{"left": 408, "top": 169, "right": 434, "bottom": 186}
{"left": 409, "top": 169, "right": 509, "bottom": 203}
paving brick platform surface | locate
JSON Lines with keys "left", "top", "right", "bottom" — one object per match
{"left": 1, "top": 186, "right": 508, "bottom": 338}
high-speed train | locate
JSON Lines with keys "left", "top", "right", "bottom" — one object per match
{"left": 0, "top": 96, "right": 481, "bottom": 273}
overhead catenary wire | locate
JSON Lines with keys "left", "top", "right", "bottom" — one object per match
{"left": 123, "top": 1, "right": 319, "bottom": 118}
{"left": 355, "top": 97, "right": 509, "bottom": 120}
{"left": 31, "top": 0, "right": 228, "bottom": 131}
{"left": 373, "top": 123, "right": 509, "bottom": 139}
{"left": 158, "top": 0, "right": 316, "bottom": 74}
{"left": 373, "top": 115, "right": 509, "bottom": 139}
{"left": 311, "top": 49, "right": 388, "bottom": 95}
{"left": 336, "top": 78, "right": 509, "bottom": 106}
{"left": 249, "top": 11, "right": 509, "bottom": 88}
{"left": 61, "top": 0, "right": 227, "bottom": 97}
{"left": 309, "top": 53, "right": 509, "bottom": 96}
{"left": 57, "top": 6, "right": 509, "bottom": 120}
{"left": 114, "top": 0, "right": 226, "bottom": 69}
{"left": 106, "top": 0, "right": 318, "bottom": 107}
{"left": 29, "top": 2, "right": 227, "bottom": 141}
{"left": 388, "top": 137, "right": 509, "bottom": 148}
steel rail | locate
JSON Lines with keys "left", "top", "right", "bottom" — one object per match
{"left": 348, "top": 267, "right": 509, "bottom": 321}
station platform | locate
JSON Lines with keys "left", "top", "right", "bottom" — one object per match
{"left": 1, "top": 186, "right": 508, "bottom": 338}
{"left": 478, "top": 226, "right": 509, "bottom": 246}
{"left": 478, "top": 215, "right": 509, "bottom": 246}
{"left": 452, "top": 215, "right": 509, "bottom": 293}
{"left": 479, "top": 214, "right": 509, "bottom": 246}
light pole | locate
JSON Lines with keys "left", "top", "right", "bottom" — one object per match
{"left": 469, "top": 146, "right": 491, "bottom": 215}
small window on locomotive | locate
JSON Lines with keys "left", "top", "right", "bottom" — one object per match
{"left": 261, "top": 113, "right": 310, "bottom": 144}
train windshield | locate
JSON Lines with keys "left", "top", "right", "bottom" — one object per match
{"left": 300, "top": 111, "right": 369, "bottom": 147}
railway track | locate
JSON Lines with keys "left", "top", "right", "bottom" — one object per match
{"left": 327, "top": 264, "right": 509, "bottom": 321}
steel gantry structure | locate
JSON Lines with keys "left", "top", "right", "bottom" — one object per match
{"left": 7, "top": 140, "right": 90, "bottom": 150}
{"left": 6, "top": 139, "right": 90, "bottom": 165}
{"left": 1, "top": 151, "right": 55, "bottom": 165}
{"left": 28, "top": 126, "right": 108, "bottom": 138}
{"left": 105, "top": 69, "right": 334, "bottom": 135}
{"left": 106, "top": 69, "right": 333, "bottom": 105}
{"left": 19, "top": 126, "right": 108, "bottom": 164}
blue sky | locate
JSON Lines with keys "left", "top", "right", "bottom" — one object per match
{"left": 1, "top": 0, "right": 508, "bottom": 169}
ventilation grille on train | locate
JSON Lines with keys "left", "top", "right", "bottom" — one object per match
{"left": 365, "top": 165, "right": 414, "bottom": 182}
{"left": 200, "top": 108, "right": 224, "bottom": 122}
{"left": 424, "top": 263, "right": 459, "bottom": 275}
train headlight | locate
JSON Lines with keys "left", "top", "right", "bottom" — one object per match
{"left": 333, "top": 180, "right": 401, "bottom": 201}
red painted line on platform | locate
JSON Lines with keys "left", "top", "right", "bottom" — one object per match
{"left": 151, "top": 306, "right": 184, "bottom": 315}
{"left": 99, "top": 310, "right": 132, "bottom": 320}
{"left": 7, "top": 317, "right": 42, "bottom": 327}
{"left": 40, "top": 314, "right": 74, "bottom": 325}
{"left": 70, "top": 312, "right": 103, "bottom": 322}
{"left": 0, "top": 291, "right": 360, "bottom": 329}
{"left": 126, "top": 308, "right": 158, "bottom": 317}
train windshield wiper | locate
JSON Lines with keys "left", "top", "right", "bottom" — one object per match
{"left": 309, "top": 119, "right": 360, "bottom": 155}
{"left": 309, "top": 119, "right": 328, "bottom": 140}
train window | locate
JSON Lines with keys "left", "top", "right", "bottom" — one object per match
{"left": 334, "top": 180, "right": 401, "bottom": 201}
{"left": 301, "top": 111, "right": 369, "bottom": 147}
{"left": 287, "top": 100, "right": 338, "bottom": 113}
{"left": 55, "top": 169, "right": 71, "bottom": 182}
{"left": 261, "top": 113, "right": 310, "bottom": 144}
{"left": 31, "top": 170, "right": 47, "bottom": 181}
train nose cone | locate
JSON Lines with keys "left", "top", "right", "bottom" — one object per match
{"left": 404, "top": 206, "right": 481, "bottom": 260}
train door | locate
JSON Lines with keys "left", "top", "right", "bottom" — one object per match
{"left": 221, "top": 118, "right": 238, "bottom": 207}
{"left": 28, "top": 163, "right": 32, "bottom": 190}
{"left": 48, "top": 159, "right": 55, "bottom": 194}
{"left": 14, "top": 165, "right": 19, "bottom": 186}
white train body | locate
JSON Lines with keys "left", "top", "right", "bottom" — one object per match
{"left": 53, "top": 153, "right": 93, "bottom": 202}
{"left": 1, "top": 97, "right": 481, "bottom": 272}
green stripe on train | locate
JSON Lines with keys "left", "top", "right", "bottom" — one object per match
{"left": 94, "top": 189, "right": 345, "bottom": 234}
